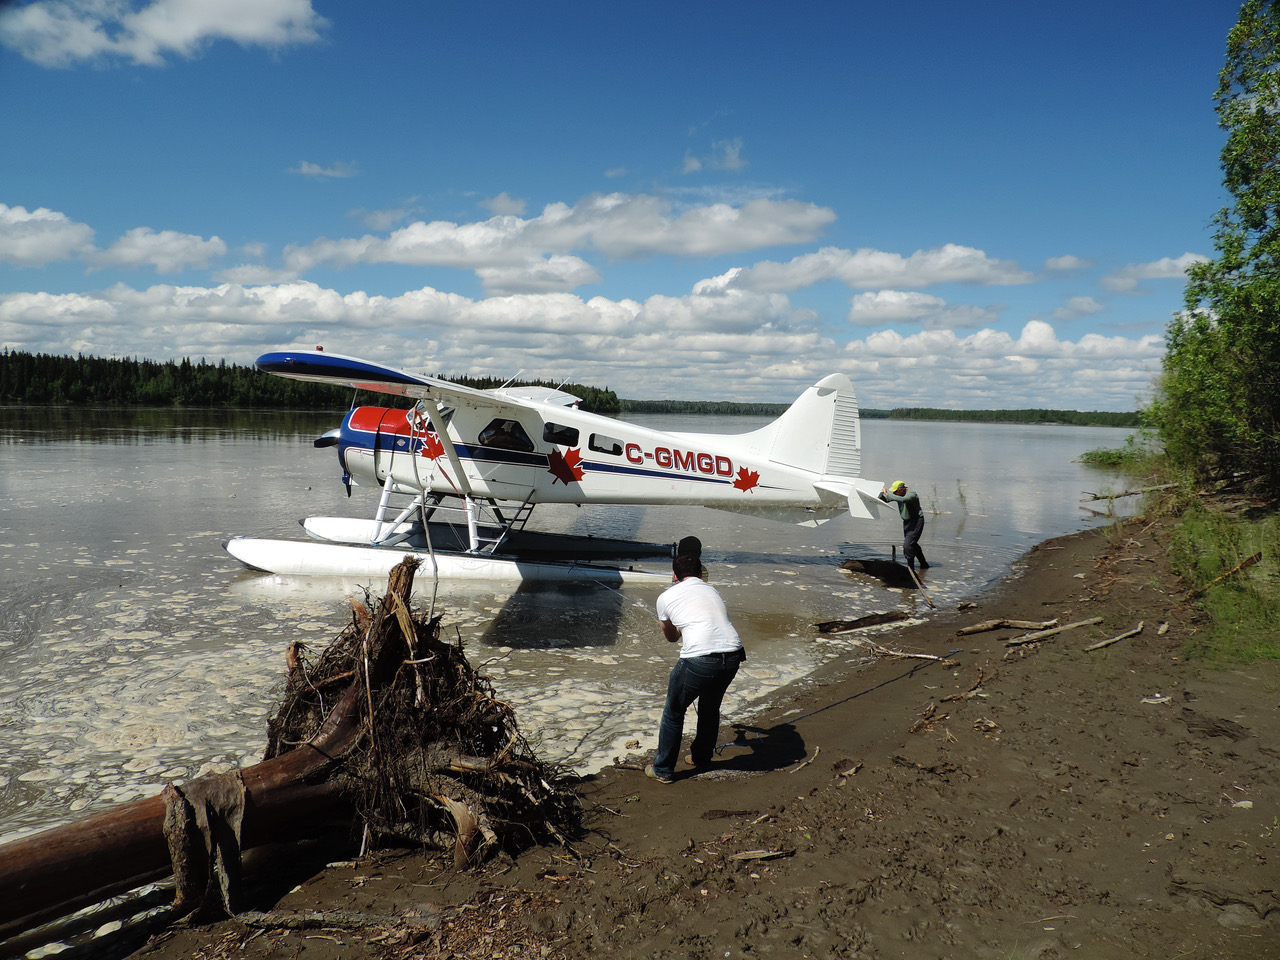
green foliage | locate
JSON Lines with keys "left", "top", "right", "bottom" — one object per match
{"left": 1079, "top": 432, "right": 1163, "bottom": 471}
{"left": 1168, "top": 502, "right": 1280, "bottom": 662}
{"left": 1149, "top": 1, "right": 1280, "bottom": 494}
{"left": 0, "top": 350, "right": 352, "bottom": 408}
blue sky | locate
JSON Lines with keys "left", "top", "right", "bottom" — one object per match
{"left": 0, "top": 0, "right": 1239, "bottom": 409}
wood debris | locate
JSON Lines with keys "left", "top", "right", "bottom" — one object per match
{"left": 1004, "top": 616, "right": 1104, "bottom": 647}
{"left": 908, "top": 703, "right": 949, "bottom": 734}
{"left": 1182, "top": 552, "right": 1262, "bottom": 601}
{"left": 957, "top": 618, "right": 1057, "bottom": 636}
{"left": 846, "top": 637, "right": 951, "bottom": 662}
{"left": 941, "top": 667, "right": 989, "bottom": 702}
{"left": 815, "top": 610, "right": 910, "bottom": 634}
{"left": 1084, "top": 621, "right": 1144, "bottom": 651}
{"left": 728, "top": 849, "right": 793, "bottom": 862}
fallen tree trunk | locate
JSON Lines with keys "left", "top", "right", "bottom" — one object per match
{"left": 1081, "top": 482, "right": 1178, "bottom": 501}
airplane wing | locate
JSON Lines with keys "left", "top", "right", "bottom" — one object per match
{"left": 256, "top": 350, "right": 532, "bottom": 412}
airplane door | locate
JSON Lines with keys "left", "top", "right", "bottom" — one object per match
{"left": 469, "top": 416, "right": 539, "bottom": 497}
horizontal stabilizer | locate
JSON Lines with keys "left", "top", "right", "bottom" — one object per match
{"left": 815, "top": 478, "right": 885, "bottom": 520}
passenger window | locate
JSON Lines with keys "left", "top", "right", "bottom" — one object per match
{"left": 589, "top": 433, "right": 623, "bottom": 456}
{"left": 478, "top": 418, "right": 535, "bottom": 452}
{"left": 543, "top": 422, "right": 580, "bottom": 447}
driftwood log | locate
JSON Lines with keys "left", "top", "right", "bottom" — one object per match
{"left": 957, "top": 617, "right": 1058, "bottom": 636}
{"left": 1004, "top": 616, "right": 1104, "bottom": 647}
{"left": 1081, "top": 482, "right": 1178, "bottom": 501}
{"left": 0, "top": 558, "right": 579, "bottom": 944}
{"left": 1083, "top": 621, "right": 1145, "bottom": 652}
{"left": 816, "top": 611, "right": 910, "bottom": 634}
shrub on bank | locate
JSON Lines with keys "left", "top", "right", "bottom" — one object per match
{"left": 1169, "top": 502, "right": 1280, "bottom": 664}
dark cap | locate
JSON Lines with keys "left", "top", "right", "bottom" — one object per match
{"left": 676, "top": 535, "right": 702, "bottom": 559}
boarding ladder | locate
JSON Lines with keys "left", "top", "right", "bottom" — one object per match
{"left": 370, "top": 482, "right": 537, "bottom": 555}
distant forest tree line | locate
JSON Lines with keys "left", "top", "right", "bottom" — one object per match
{"left": 0, "top": 350, "right": 622, "bottom": 415}
{"left": 617, "top": 398, "right": 791, "bottom": 417}
{"left": 1, "top": 350, "right": 1139, "bottom": 426}
{"left": 881, "top": 407, "right": 1140, "bottom": 427}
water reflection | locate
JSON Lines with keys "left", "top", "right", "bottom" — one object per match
{"left": 0, "top": 404, "right": 339, "bottom": 443}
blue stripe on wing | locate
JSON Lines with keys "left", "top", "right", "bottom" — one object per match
{"left": 256, "top": 352, "right": 428, "bottom": 386}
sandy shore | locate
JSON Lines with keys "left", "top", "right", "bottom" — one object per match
{"left": 131, "top": 516, "right": 1280, "bottom": 960}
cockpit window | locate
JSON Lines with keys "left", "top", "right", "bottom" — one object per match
{"left": 478, "top": 418, "right": 535, "bottom": 452}
{"left": 410, "top": 401, "right": 454, "bottom": 428}
{"left": 589, "top": 433, "right": 623, "bottom": 456}
{"left": 543, "top": 422, "right": 580, "bottom": 446}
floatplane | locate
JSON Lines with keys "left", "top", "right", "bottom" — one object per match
{"left": 224, "top": 349, "right": 885, "bottom": 583}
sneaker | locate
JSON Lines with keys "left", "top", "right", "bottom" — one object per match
{"left": 644, "top": 763, "right": 674, "bottom": 784}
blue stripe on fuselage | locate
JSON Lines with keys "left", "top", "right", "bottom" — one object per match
{"left": 335, "top": 419, "right": 789, "bottom": 490}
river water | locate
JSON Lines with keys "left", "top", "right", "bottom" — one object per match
{"left": 0, "top": 407, "right": 1136, "bottom": 841}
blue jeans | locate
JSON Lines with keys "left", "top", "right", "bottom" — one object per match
{"left": 653, "top": 651, "right": 742, "bottom": 778}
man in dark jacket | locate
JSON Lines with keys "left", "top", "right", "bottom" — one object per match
{"left": 880, "top": 480, "right": 930, "bottom": 571}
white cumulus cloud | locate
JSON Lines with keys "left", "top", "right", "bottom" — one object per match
{"left": 1101, "top": 252, "right": 1208, "bottom": 294}
{"left": 0, "top": 281, "right": 1163, "bottom": 409}
{"left": 0, "top": 203, "right": 95, "bottom": 266}
{"left": 0, "top": 0, "right": 327, "bottom": 68}
{"left": 727, "top": 243, "right": 1034, "bottom": 293}
{"left": 848, "top": 290, "right": 948, "bottom": 325}
{"left": 290, "top": 161, "right": 358, "bottom": 180}
{"left": 1053, "top": 295, "right": 1104, "bottom": 320}
{"left": 278, "top": 193, "right": 837, "bottom": 292}
{"left": 475, "top": 256, "right": 601, "bottom": 296}
{"left": 483, "top": 192, "right": 527, "bottom": 216}
{"left": 90, "top": 227, "right": 227, "bottom": 274}
{"left": 1045, "top": 254, "right": 1094, "bottom": 271}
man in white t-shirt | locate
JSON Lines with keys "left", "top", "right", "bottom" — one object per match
{"left": 645, "top": 554, "right": 745, "bottom": 784}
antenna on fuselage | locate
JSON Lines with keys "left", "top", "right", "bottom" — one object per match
{"left": 496, "top": 370, "right": 525, "bottom": 390}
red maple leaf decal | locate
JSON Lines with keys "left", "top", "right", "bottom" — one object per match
{"left": 418, "top": 431, "right": 445, "bottom": 460}
{"left": 733, "top": 467, "right": 760, "bottom": 492}
{"left": 548, "top": 448, "right": 585, "bottom": 485}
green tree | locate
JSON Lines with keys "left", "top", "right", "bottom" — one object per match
{"left": 1150, "top": 0, "right": 1280, "bottom": 493}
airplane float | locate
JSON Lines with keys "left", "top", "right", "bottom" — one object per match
{"left": 224, "top": 349, "right": 885, "bottom": 583}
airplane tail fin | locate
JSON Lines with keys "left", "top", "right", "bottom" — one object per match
{"left": 741, "top": 374, "right": 883, "bottom": 520}
{"left": 745, "top": 373, "right": 862, "bottom": 477}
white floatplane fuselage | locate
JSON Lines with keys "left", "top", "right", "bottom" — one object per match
{"left": 224, "top": 350, "right": 885, "bottom": 582}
